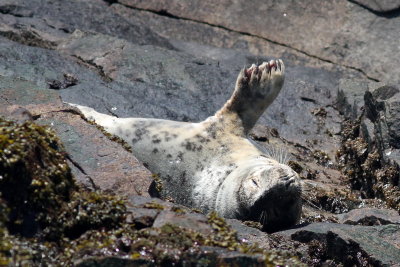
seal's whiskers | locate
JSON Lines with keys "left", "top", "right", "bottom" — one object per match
{"left": 265, "top": 145, "right": 291, "bottom": 164}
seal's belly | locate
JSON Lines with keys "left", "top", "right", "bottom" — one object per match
{"left": 116, "top": 118, "right": 264, "bottom": 209}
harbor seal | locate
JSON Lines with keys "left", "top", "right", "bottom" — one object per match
{"left": 69, "top": 59, "right": 302, "bottom": 232}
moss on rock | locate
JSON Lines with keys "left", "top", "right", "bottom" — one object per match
{"left": 0, "top": 117, "right": 75, "bottom": 236}
{"left": 337, "top": 119, "right": 400, "bottom": 211}
{"left": 0, "top": 118, "right": 127, "bottom": 265}
{"left": 62, "top": 216, "right": 303, "bottom": 266}
{"left": 43, "top": 190, "right": 126, "bottom": 241}
{"left": 0, "top": 117, "right": 303, "bottom": 266}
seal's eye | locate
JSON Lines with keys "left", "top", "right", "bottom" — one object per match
{"left": 252, "top": 179, "right": 259, "bottom": 187}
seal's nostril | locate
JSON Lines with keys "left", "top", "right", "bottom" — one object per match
{"left": 285, "top": 177, "right": 297, "bottom": 189}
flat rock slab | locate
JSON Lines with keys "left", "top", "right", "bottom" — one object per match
{"left": 0, "top": 76, "right": 153, "bottom": 196}
{"left": 56, "top": 31, "right": 345, "bottom": 155}
{"left": 126, "top": 195, "right": 199, "bottom": 229}
{"left": 352, "top": 0, "right": 400, "bottom": 12}
{"left": 0, "top": 0, "right": 172, "bottom": 49}
{"left": 279, "top": 222, "right": 400, "bottom": 266}
{"left": 120, "top": 0, "right": 400, "bottom": 84}
{"left": 336, "top": 208, "right": 400, "bottom": 226}
{"left": 227, "top": 218, "right": 310, "bottom": 256}
{"left": 125, "top": 196, "right": 309, "bottom": 260}
{"left": 127, "top": 196, "right": 214, "bottom": 235}
{"left": 75, "top": 247, "right": 268, "bottom": 267}
{"left": 153, "top": 211, "right": 213, "bottom": 235}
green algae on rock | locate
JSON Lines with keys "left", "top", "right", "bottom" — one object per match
{"left": 337, "top": 118, "right": 400, "bottom": 211}
{"left": 0, "top": 118, "right": 127, "bottom": 265}
{"left": 65, "top": 216, "right": 304, "bottom": 266}
{"left": 0, "top": 117, "right": 305, "bottom": 266}
{"left": 43, "top": 190, "right": 127, "bottom": 241}
{"left": 0, "top": 117, "right": 73, "bottom": 265}
{"left": 0, "top": 117, "right": 75, "bottom": 236}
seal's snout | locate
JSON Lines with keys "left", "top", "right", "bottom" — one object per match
{"left": 284, "top": 175, "right": 297, "bottom": 189}
{"left": 247, "top": 165, "right": 302, "bottom": 233}
{"left": 269, "top": 165, "right": 300, "bottom": 189}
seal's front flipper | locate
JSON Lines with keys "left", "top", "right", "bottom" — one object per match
{"left": 217, "top": 60, "right": 285, "bottom": 134}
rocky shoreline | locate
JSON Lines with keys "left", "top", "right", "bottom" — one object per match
{"left": 0, "top": 0, "right": 399, "bottom": 266}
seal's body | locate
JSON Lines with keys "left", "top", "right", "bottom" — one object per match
{"left": 70, "top": 60, "right": 302, "bottom": 232}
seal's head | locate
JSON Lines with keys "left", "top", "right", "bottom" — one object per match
{"left": 216, "top": 158, "right": 302, "bottom": 232}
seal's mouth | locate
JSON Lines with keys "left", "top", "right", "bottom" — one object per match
{"left": 245, "top": 187, "right": 302, "bottom": 233}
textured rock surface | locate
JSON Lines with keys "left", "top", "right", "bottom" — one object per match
{"left": 351, "top": 0, "right": 400, "bottom": 12}
{"left": 57, "top": 30, "right": 344, "bottom": 151}
{"left": 118, "top": 0, "right": 400, "bottom": 83}
{"left": 0, "top": 76, "right": 153, "bottom": 196}
{"left": 0, "top": 0, "right": 172, "bottom": 49}
{"left": 1, "top": 0, "right": 399, "bottom": 265}
{"left": 336, "top": 208, "right": 400, "bottom": 225}
{"left": 279, "top": 223, "right": 400, "bottom": 266}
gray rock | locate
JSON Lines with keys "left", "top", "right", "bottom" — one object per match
{"left": 125, "top": 208, "right": 159, "bottom": 229}
{"left": 0, "top": 75, "right": 153, "bottom": 196}
{"left": 111, "top": 2, "right": 365, "bottom": 82}
{"left": 0, "top": 12, "right": 68, "bottom": 48}
{"left": 372, "top": 85, "right": 400, "bottom": 149}
{"left": 337, "top": 80, "right": 400, "bottom": 164}
{"left": 227, "top": 219, "right": 270, "bottom": 248}
{"left": 336, "top": 208, "right": 400, "bottom": 226}
{"left": 202, "top": 247, "right": 265, "bottom": 267}
{"left": 279, "top": 222, "right": 400, "bottom": 266}
{"left": 127, "top": 195, "right": 194, "bottom": 213}
{"left": 153, "top": 211, "right": 213, "bottom": 235}
{"left": 119, "top": 0, "right": 400, "bottom": 84}
{"left": 75, "top": 257, "right": 153, "bottom": 267}
{"left": 336, "top": 79, "right": 383, "bottom": 119}
{"left": 0, "top": 0, "right": 172, "bottom": 49}
{"left": 227, "top": 218, "right": 310, "bottom": 258}
{"left": 56, "top": 30, "right": 235, "bottom": 122}
{"left": 128, "top": 195, "right": 170, "bottom": 207}
{"left": 56, "top": 30, "right": 346, "bottom": 154}
{"left": 75, "top": 248, "right": 268, "bottom": 267}
{"left": 351, "top": 0, "right": 400, "bottom": 12}
{"left": 0, "top": 36, "right": 111, "bottom": 92}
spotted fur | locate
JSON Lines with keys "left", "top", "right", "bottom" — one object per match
{"left": 69, "top": 60, "right": 302, "bottom": 232}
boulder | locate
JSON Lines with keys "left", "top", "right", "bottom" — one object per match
{"left": 0, "top": 0, "right": 172, "bottom": 49}
{"left": 279, "top": 222, "right": 400, "bottom": 266}
{"left": 0, "top": 75, "right": 153, "bottom": 196}
{"left": 117, "top": 0, "right": 400, "bottom": 83}
{"left": 351, "top": 0, "right": 400, "bottom": 13}
{"left": 1, "top": 0, "right": 400, "bottom": 265}
{"left": 336, "top": 208, "right": 400, "bottom": 226}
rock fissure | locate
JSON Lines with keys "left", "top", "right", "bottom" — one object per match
{"left": 64, "top": 153, "right": 98, "bottom": 190}
{"left": 0, "top": 5, "right": 28, "bottom": 17}
{"left": 112, "top": 1, "right": 380, "bottom": 83}
{"left": 347, "top": 0, "right": 400, "bottom": 18}
{"left": 71, "top": 55, "right": 113, "bottom": 82}
{"left": 0, "top": 1, "right": 385, "bottom": 83}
